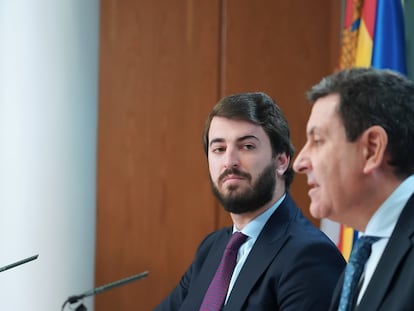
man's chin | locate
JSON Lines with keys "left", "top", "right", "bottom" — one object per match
{"left": 223, "top": 182, "right": 245, "bottom": 192}
{"left": 221, "top": 186, "right": 246, "bottom": 197}
{"left": 309, "top": 202, "right": 328, "bottom": 219}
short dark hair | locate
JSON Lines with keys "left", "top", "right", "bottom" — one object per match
{"left": 307, "top": 67, "right": 414, "bottom": 178}
{"left": 202, "top": 92, "right": 295, "bottom": 188}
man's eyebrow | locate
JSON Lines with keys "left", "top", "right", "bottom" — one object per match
{"left": 209, "top": 138, "right": 225, "bottom": 147}
{"left": 209, "top": 135, "right": 259, "bottom": 147}
{"left": 307, "top": 126, "right": 319, "bottom": 136}
{"left": 237, "top": 135, "right": 259, "bottom": 142}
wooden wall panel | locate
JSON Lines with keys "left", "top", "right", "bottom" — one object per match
{"left": 96, "top": 0, "right": 340, "bottom": 310}
{"left": 218, "top": 0, "right": 341, "bottom": 228}
{"left": 96, "top": 1, "right": 220, "bottom": 310}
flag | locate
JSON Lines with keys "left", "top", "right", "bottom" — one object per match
{"left": 340, "top": 0, "right": 406, "bottom": 72}
{"left": 323, "top": 0, "right": 407, "bottom": 260}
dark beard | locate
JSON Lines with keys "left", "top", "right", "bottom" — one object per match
{"left": 210, "top": 162, "right": 276, "bottom": 214}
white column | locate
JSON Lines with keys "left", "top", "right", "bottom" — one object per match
{"left": 0, "top": 1, "right": 99, "bottom": 309}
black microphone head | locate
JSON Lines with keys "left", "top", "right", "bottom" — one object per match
{"left": 67, "top": 294, "right": 84, "bottom": 304}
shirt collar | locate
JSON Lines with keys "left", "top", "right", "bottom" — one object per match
{"left": 365, "top": 175, "right": 414, "bottom": 237}
{"left": 233, "top": 193, "right": 286, "bottom": 239}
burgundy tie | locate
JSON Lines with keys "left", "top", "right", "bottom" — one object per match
{"left": 199, "top": 231, "right": 247, "bottom": 311}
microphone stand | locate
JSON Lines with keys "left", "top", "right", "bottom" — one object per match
{"left": 62, "top": 270, "right": 149, "bottom": 310}
{"left": 0, "top": 254, "right": 39, "bottom": 273}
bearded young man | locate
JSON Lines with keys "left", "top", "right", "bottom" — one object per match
{"left": 154, "top": 92, "right": 345, "bottom": 311}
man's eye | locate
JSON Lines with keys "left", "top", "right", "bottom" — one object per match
{"left": 212, "top": 147, "right": 225, "bottom": 153}
{"left": 312, "top": 138, "right": 322, "bottom": 146}
{"left": 243, "top": 144, "right": 255, "bottom": 150}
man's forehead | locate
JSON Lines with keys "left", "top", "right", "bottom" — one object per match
{"left": 210, "top": 117, "right": 260, "bottom": 133}
{"left": 209, "top": 117, "right": 268, "bottom": 143}
{"left": 306, "top": 95, "right": 342, "bottom": 135}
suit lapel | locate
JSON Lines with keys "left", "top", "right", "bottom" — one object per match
{"left": 181, "top": 229, "right": 233, "bottom": 309}
{"left": 223, "top": 195, "right": 295, "bottom": 310}
{"left": 329, "top": 273, "right": 344, "bottom": 311}
{"left": 357, "top": 193, "right": 414, "bottom": 310}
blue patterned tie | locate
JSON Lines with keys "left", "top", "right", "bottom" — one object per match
{"left": 338, "top": 235, "right": 380, "bottom": 311}
{"left": 199, "top": 231, "right": 247, "bottom": 311}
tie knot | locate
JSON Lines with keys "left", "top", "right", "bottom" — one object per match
{"left": 355, "top": 235, "right": 380, "bottom": 249}
{"left": 358, "top": 235, "right": 380, "bottom": 244}
{"left": 348, "top": 235, "right": 380, "bottom": 264}
{"left": 226, "top": 232, "right": 247, "bottom": 251}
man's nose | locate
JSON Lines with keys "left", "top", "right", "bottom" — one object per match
{"left": 224, "top": 148, "right": 240, "bottom": 169}
{"left": 293, "top": 147, "right": 310, "bottom": 174}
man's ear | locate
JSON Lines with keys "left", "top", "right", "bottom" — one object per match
{"left": 361, "top": 125, "right": 388, "bottom": 174}
{"left": 276, "top": 153, "right": 290, "bottom": 176}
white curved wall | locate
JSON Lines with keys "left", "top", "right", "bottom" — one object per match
{"left": 0, "top": 1, "right": 99, "bottom": 309}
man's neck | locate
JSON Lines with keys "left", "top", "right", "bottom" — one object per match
{"left": 231, "top": 192, "right": 285, "bottom": 230}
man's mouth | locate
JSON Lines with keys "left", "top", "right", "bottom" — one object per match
{"left": 219, "top": 168, "right": 249, "bottom": 183}
{"left": 222, "top": 174, "right": 244, "bottom": 183}
{"left": 307, "top": 180, "right": 319, "bottom": 196}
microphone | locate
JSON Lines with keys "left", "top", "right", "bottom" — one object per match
{"left": 62, "top": 270, "right": 149, "bottom": 310}
{"left": 0, "top": 254, "right": 39, "bottom": 273}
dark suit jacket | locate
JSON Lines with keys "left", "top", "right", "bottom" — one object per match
{"left": 154, "top": 194, "right": 346, "bottom": 311}
{"left": 329, "top": 192, "right": 414, "bottom": 311}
